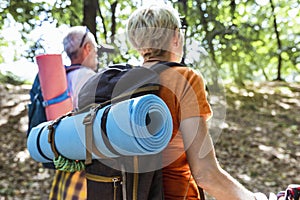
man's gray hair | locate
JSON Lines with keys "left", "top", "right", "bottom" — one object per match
{"left": 63, "top": 26, "right": 88, "bottom": 60}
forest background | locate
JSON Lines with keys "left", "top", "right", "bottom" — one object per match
{"left": 0, "top": 0, "right": 299, "bottom": 199}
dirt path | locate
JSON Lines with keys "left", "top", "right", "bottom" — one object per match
{"left": 215, "top": 82, "right": 300, "bottom": 195}
{"left": 0, "top": 82, "right": 299, "bottom": 199}
{"left": 0, "top": 84, "right": 53, "bottom": 200}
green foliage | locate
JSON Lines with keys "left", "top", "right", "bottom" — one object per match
{"left": 173, "top": 0, "right": 299, "bottom": 83}
{"left": 1, "top": 0, "right": 50, "bottom": 31}
{"left": 0, "top": 37, "right": 7, "bottom": 63}
{"left": 0, "top": 71, "right": 25, "bottom": 85}
{"left": 97, "top": 0, "right": 136, "bottom": 42}
{"left": 51, "top": 0, "right": 83, "bottom": 26}
{"left": 0, "top": 0, "right": 299, "bottom": 83}
{"left": 96, "top": 0, "right": 138, "bottom": 64}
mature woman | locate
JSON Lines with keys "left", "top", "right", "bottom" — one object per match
{"left": 126, "top": 4, "right": 260, "bottom": 200}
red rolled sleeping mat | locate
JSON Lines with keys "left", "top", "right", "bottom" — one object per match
{"left": 36, "top": 54, "right": 72, "bottom": 120}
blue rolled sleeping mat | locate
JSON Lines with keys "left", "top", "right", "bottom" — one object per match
{"left": 27, "top": 94, "right": 173, "bottom": 163}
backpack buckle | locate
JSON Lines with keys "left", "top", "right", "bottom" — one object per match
{"left": 42, "top": 100, "right": 49, "bottom": 107}
{"left": 83, "top": 106, "right": 98, "bottom": 125}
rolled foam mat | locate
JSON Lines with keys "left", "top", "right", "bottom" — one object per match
{"left": 27, "top": 94, "right": 173, "bottom": 163}
{"left": 36, "top": 54, "right": 73, "bottom": 120}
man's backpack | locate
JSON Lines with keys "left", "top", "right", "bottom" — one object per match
{"left": 27, "top": 65, "right": 81, "bottom": 134}
{"left": 28, "top": 75, "right": 47, "bottom": 135}
{"left": 27, "top": 65, "right": 80, "bottom": 168}
{"left": 77, "top": 61, "right": 183, "bottom": 200}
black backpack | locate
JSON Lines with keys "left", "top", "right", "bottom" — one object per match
{"left": 27, "top": 75, "right": 47, "bottom": 135}
{"left": 77, "top": 61, "right": 183, "bottom": 200}
{"left": 27, "top": 65, "right": 80, "bottom": 168}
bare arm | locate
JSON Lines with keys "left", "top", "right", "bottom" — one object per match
{"left": 180, "top": 116, "right": 255, "bottom": 200}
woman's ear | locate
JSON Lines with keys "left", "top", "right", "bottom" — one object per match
{"left": 173, "top": 28, "right": 180, "bottom": 47}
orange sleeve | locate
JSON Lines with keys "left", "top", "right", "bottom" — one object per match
{"left": 179, "top": 68, "right": 212, "bottom": 120}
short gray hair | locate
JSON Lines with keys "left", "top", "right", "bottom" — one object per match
{"left": 63, "top": 26, "right": 91, "bottom": 60}
{"left": 126, "top": 5, "right": 181, "bottom": 59}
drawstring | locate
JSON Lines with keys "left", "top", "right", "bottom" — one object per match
{"left": 121, "top": 164, "right": 127, "bottom": 200}
{"left": 183, "top": 174, "right": 206, "bottom": 200}
{"left": 133, "top": 156, "right": 139, "bottom": 200}
{"left": 183, "top": 174, "right": 192, "bottom": 200}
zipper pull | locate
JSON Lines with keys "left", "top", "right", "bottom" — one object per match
{"left": 112, "top": 177, "right": 119, "bottom": 200}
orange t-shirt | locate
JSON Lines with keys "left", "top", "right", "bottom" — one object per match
{"left": 158, "top": 66, "right": 212, "bottom": 200}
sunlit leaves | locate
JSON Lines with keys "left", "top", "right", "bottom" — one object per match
{"left": 173, "top": 0, "right": 299, "bottom": 82}
{"left": 51, "top": 0, "right": 83, "bottom": 26}
{"left": 0, "top": 0, "right": 299, "bottom": 82}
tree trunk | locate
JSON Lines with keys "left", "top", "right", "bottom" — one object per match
{"left": 83, "top": 0, "right": 97, "bottom": 41}
{"left": 110, "top": 1, "right": 118, "bottom": 44}
{"left": 97, "top": 0, "right": 108, "bottom": 42}
{"left": 270, "top": 0, "right": 283, "bottom": 81}
{"left": 178, "top": 0, "right": 188, "bottom": 64}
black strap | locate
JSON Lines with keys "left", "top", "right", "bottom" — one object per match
{"left": 65, "top": 64, "right": 81, "bottom": 73}
{"left": 100, "top": 106, "right": 122, "bottom": 156}
{"left": 48, "top": 112, "right": 73, "bottom": 159}
{"left": 198, "top": 186, "right": 205, "bottom": 200}
{"left": 36, "top": 126, "right": 52, "bottom": 161}
{"left": 150, "top": 61, "right": 184, "bottom": 74}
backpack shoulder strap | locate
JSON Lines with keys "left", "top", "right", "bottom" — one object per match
{"left": 150, "top": 61, "right": 185, "bottom": 74}
{"left": 65, "top": 64, "right": 81, "bottom": 73}
{"left": 157, "top": 61, "right": 185, "bottom": 67}
{"left": 29, "top": 74, "right": 42, "bottom": 99}
{"left": 108, "top": 63, "right": 133, "bottom": 70}
{"left": 40, "top": 65, "right": 78, "bottom": 107}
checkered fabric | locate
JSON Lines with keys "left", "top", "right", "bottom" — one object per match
{"left": 49, "top": 170, "right": 86, "bottom": 200}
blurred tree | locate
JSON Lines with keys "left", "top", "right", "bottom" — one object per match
{"left": 269, "top": 0, "right": 283, "bottom": 81}
{"left": 83, "top": 0, "right": 97, "bottom": 39}
{"left": 0, "top": 0, "right": 299, "bottom": 82}
{"left": 172, "top": 0, "right": 299, "bottom": 83}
